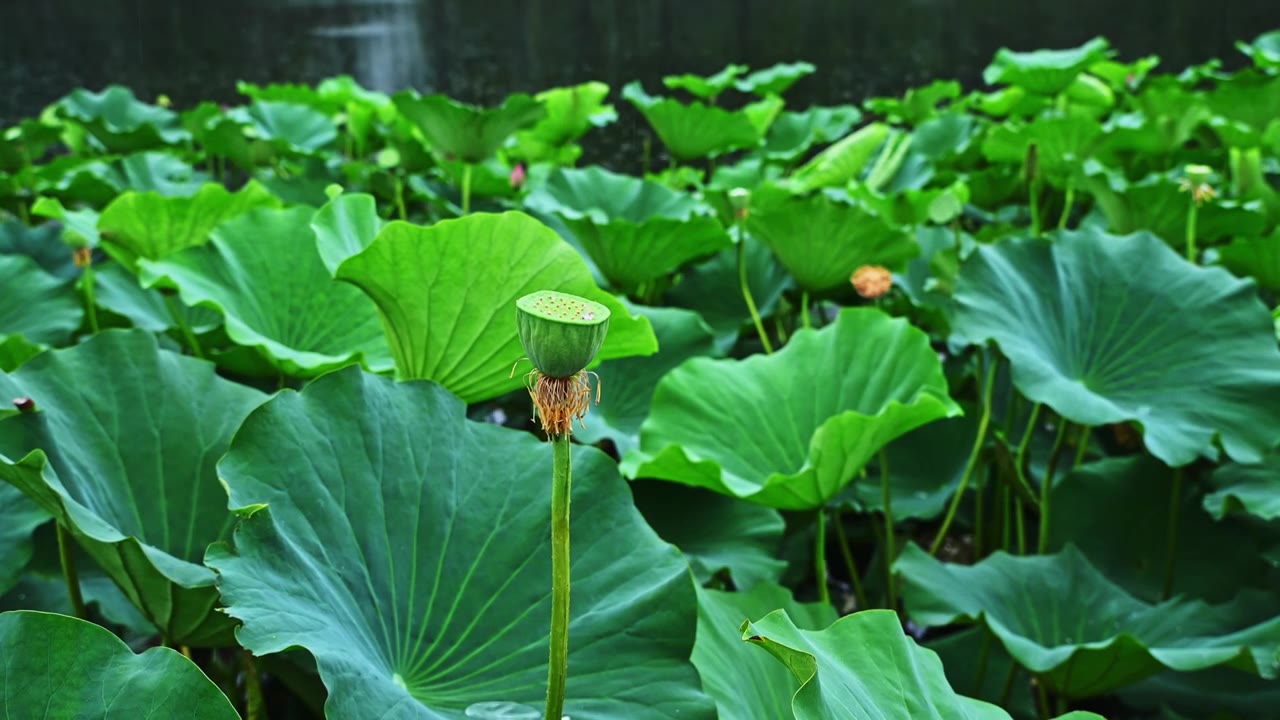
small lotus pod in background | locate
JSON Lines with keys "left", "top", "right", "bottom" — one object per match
{"left": 729, "top": 187, "right": 750, "bottom": 219}
{"left": 851, "top": 265, "right": 893, "bottom": 299}
{"left": 516, "top": 290, "right": 610, "bottom": 379}
{"left": 1180, "top": 163, "right": 1217, "bottom": 205}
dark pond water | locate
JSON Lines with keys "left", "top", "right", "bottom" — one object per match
{"left": 4, "top": 0, "right": 1280, "bottom": 162}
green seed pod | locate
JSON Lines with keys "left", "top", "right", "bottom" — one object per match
{"left": 516, "top": 291, "right": 610, "bottom": 378}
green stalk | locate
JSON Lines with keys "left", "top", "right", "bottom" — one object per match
{"left": 1073, "top": 426, "right": 1091, "bottom": 469}
{"left": 814, "top": 508, "right": 831, "bottom": 605}
{"left": 930, "top": 356, "right": 997, "bottom": 555}
{"left": 1162, "top": 467, "right": 1185, "bottom": 600}
{"left": 1057, "top": 182, "right": 1075, "bottom": 231}
{"left": 1036, "top": 421, "right": 1071, "bottom": 555}
{"left": 56, "top": 523, "right": 86, "bottom": 619}
{"left": 165, "top": 295, "right": 205, "bottom": 359}
{"left": 973, "top": 465, "right": 986, "bottom": 559}
{"left": 800, "top": 291, "right": 811, "bottom": 330}
{"left": 81, "top": 263, "right": 100, "bottom": 333}
{"left": 1015, "top": 497, "right": 1026, "bottom": 555}
{"left": 243, "top": 650, "right": 266, "bottom": 720}
{"left": 736, "top": 226, "right": 774, "bottom": 354}
{"left": 1185, "top": 196, "right": 1198, "bottom": 263}
{"left": 997, "top": 664, "right": 1019, "bottom": 707}
{"left": 1036, "top": 677, "right": 1051, "bottom": 719}
{"left": 1000, "top": 480, "right": 1011, "bottom": 552}
{"left": 879, "top": 449, "right": 896, "bottom": 610}
{"left": 1029, "top": 177, "right": 1043, "bottom": 236}
{"left": 394, "top": 175, "right": 407, "bottom": 221}
{"left": 973, "top": 629, "right": 993, "bottom": 694}
{"left": 545, "top": 432, "right": 573, "bottom": 720}
{"left": 461, "top": 162, "right": 473, "bottom": 215}
{"left": 832, "top": 509, "right": 868, "bottom": 610}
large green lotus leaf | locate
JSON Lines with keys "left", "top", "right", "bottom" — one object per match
{"left": 623, "top": 82, "right": 783, "bottom": 160}
{"left": 664, "top": 233, "right": 792, "bottom": 350}
{"left": 844, "top": 414, "right": 977, "bottom": 521}
{"left": 735, "top": 62, "right": 817, "bottom": 96}
{"left": 335, "top": 211, "right": 656, "bottom": 403}
{"left": 229, "top": 100, "right": 338, "bottom": 154}
{"left": 205, "top": 366, "right": 715, "bottom": 719}
{"left": 0, "top": 610, "right": 239, "bottom": 719}
{"left": 312, "top": 192, "right": 384, "bottom": 275}
{"left": 113, "top": 150, "right": 208, "bottom": 196}
{"left": 1083, "top": 172, "right": 1266, "bottom": 250}
{"left": 623, "top": 308, "right": 960, "bottom": 510}
{"left": 693, "top": 584, "right": 836, "bottom": 719}
{"left": 951, "top": 229, "right": 1280, "bottom": 467}
{"left": 0, "top": 485, "right": 46, "bottom": 596}
{"left": 760, "top": 105, "right": 863, "bottom": 162}
{"left": 0, "top": 220, "right": 78, "bottom": 279}
{"left": 1122, "top": 666, "right": 1280, "bottom": 719}
{"left": 1204, "top": 453, "right": 1280, "bottom": 522}
{"left": 93, "top": 261, "right": 222, "bottom": 334}
{"left": 788, "top": 123, "right": 890, "bottom": 192}
{"left": 982, "top": 38, "right": 1113, "bottom": 95}
{"left": 0, "top": 330, "right": 266, "bottom": 645}
{"left": 511, "top": 82, "right": 615, "bottom": 163}
{"left": 97, "top": 180, "right": 281, "bottom": 269}
{"left": 980, "top": 113, "right": 1101, "bottom": 184}
{"left": 57, "top": 85, "right": 190, "bottom": 152}
{"left": 633, "top": 480, "right": 786, "bottom": 589}
{"left": 140, "top": 206, "right": 392, "bottom": 377}
{"left": 575, "top": 305, "right": 718, "bottom": 455}
{"left": 895, "top": 543, "right": 1280, "bottom": 698}
{"left": 747, "top": 183, "right": 917, "bottom": 292}
{"left": 0, "top": 255, "right": 82, "bottom": 348}
{"left": 1206, "top": 71, "right": 1280, "bottom": 138}
{"left": 1048, "top": 456, "right": 1269, "bottom": 603}
{"left": 1220, "top": 228, "right": 1280, "bottom": 293}
{"left": 525, "top": 166, "right": 701, "bottom": 223}
{"left": 393, "top": 92, "right": 546, "bottom": 163}
{"left": 866, "top": 80, "right": 964, "bottom": 125}
{"left": 743, "top": 608, "right": 1013, "bottom": 719}
{"left": 31, "top": 197, "right": 100, "bottom": 250}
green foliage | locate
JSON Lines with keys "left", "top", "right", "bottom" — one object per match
{"left": 4, "top": 33, "right": 1280, "bottom": 719}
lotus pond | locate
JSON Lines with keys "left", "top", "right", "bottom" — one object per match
{"left": 2, "top": 30, "right": 1280, "bottom": 720}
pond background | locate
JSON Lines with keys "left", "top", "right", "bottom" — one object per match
{"left": 5, "top": 0, "right": 1280, "bottom": 165}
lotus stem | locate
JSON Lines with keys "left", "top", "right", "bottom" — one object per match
{"left": 545, "top": 431, "right": 572, "bottom": 720}
{"left": 800, "top": 291, "right": 811, "bottom": 330}
{"left": 973, "top": 465, "right": 986, "bottom": 558}
{"left": 1057, "top": 182, "right": 1075, "bottom": 231}
{"left": 832, "top": 509, "right": 869, "bottom": 610}
{"left": 394, "top": 175, "right": 407, "bottom": 221}
{"left": 1036, "top": 420, "right": 1071, "bottom": 555}
{"left": 997, "top": 664, "right": 1019, "bottom": 708}
{"left": 973, "top": 629, "right": 993, "bottom": 694}
{"left": 999, "top": 478, "right": 1011, "bottom": 552}
{"left": 1029, "top": 177, "right": 1043, "bottom": 236}
{"left": 242, "top": 650, "right": 266, "bottom": 720}
{"left": 736, "top": 226, "right": 774, "bottom": 354}
{"left": 165, "top": 294, "right": 205, "bottom": 360}
{"left": 878, "top": 448, "right": 896, "bottom": 611}
{"left": 56, "top": 522, "right": 86, "bottom": 620}
{"left": 1015, "top": 497, "right": 1026, "bottom": 555}
{"left": 1162, "top": 466, "right": 1185, "bottom": 600}
{"left": 461, "top": 163, "right": 473, "bottom": 215}
{"left": 930, "top": 355, "right": 997, "bottom": 556}
{"left": 814, "top": 508, "right": 831, "bottom": 605}
{"left": 1035, "top": 676, "right": 1051, "bottom": 719}
{"left": 1073, "top": 426, "right": 1091, "bottom": 469}
{"left": 1185, "top": 195, "right": 1198, "bottom": 263}
{"left": 80, "top": 262, "right": 99, "bottom": 334}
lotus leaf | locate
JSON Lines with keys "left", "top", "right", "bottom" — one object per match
{"left": 622, "top": 308, "right": 960, "bottom": 509}
{"left": 743, "top": 608, "right": 1015, "bottom": 719}
{"left": 0, "top": 610, "right": 239, "bottom": 719}
{"left": 393, "top": 91, "right": 546, "bottom": 163}
{"left": 0, "top": 255, "right": 81, "bottom": 349}
{"left": 1238, "top": 30, "right": 1280, "bottom": 68}
{"left": 664, "top": 233, "right": 791, "bottom": 349}
{"left": 312, "top": 192, "right": 384, "bottom": 274}
{"left": 761, "top": 105, "right": 863, "bottom": 162}
{"left": 56, "top": 85, "right": 190, "bottom": 152}
{"left": 228, "top": 100, "right": 338, "bottom": 154}
{"left": 746, "top": 183, "right": 917, "bottom": 292}
{"left": 951, "top": 228, "right": 1280, "bottom": 466}
{"left": 735, "top": 62, "right": 817, "bottom": 96}
{"left": 1084, "top": 171, "right": 1266, "bottom": 249}
{"left": 664, "top": 64, "right": 749, "bottom": 100}
{"left": 97, "top": 180, "right": 279, "bottom": 268}
{"left": 512, "top": 82, "right": 616, "bottom": 164}
{"left": 896, "top": 543, "right": 1280, "bottom": 697}
{"left": 983, "top": 37, "right": 1114, "bottom": 95}
{"left": 1204, "top": 453, "right": 1280, "bottom": 521}
{"left": 693, "top": 584, "right": 836, "bottom": 719}
{"left": 0, "top": 219, "right": 78, "bottom": 279}
{"left": 623, "top": 82, "right": 783, "bottom": 160}
{"left": 335, "top": 211, "right": 656, "bottom": 403}
{"left": 139, "top": 205, "right": 392, "bottom": 377}
{"left": 789, "top": 122, "right": 890, "bottom": 191}
{"left": 206, "top": 366, "right": 715, "bottom": 719}
{"left": 0, "top": 330, "right": 265, "bottom": 645}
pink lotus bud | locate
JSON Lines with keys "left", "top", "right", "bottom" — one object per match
{"left": 510, "top": 163, "right": 527, "bottom": 189}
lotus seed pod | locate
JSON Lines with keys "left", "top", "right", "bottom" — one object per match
{"left": 516, "top": 290, "right": 610, "bottom": 378}
{"left": 1185, "top": 164, "right": 1213, "bottom": 185}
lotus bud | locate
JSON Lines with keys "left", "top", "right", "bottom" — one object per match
{"left": 729, "top": 187, "right": 750, "bottom": 219}
{"left": 510, "top": 162, "right": 527, "bottom": 190}
{"left": 851, "top": 265, "right": 892, "bottom": 299}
